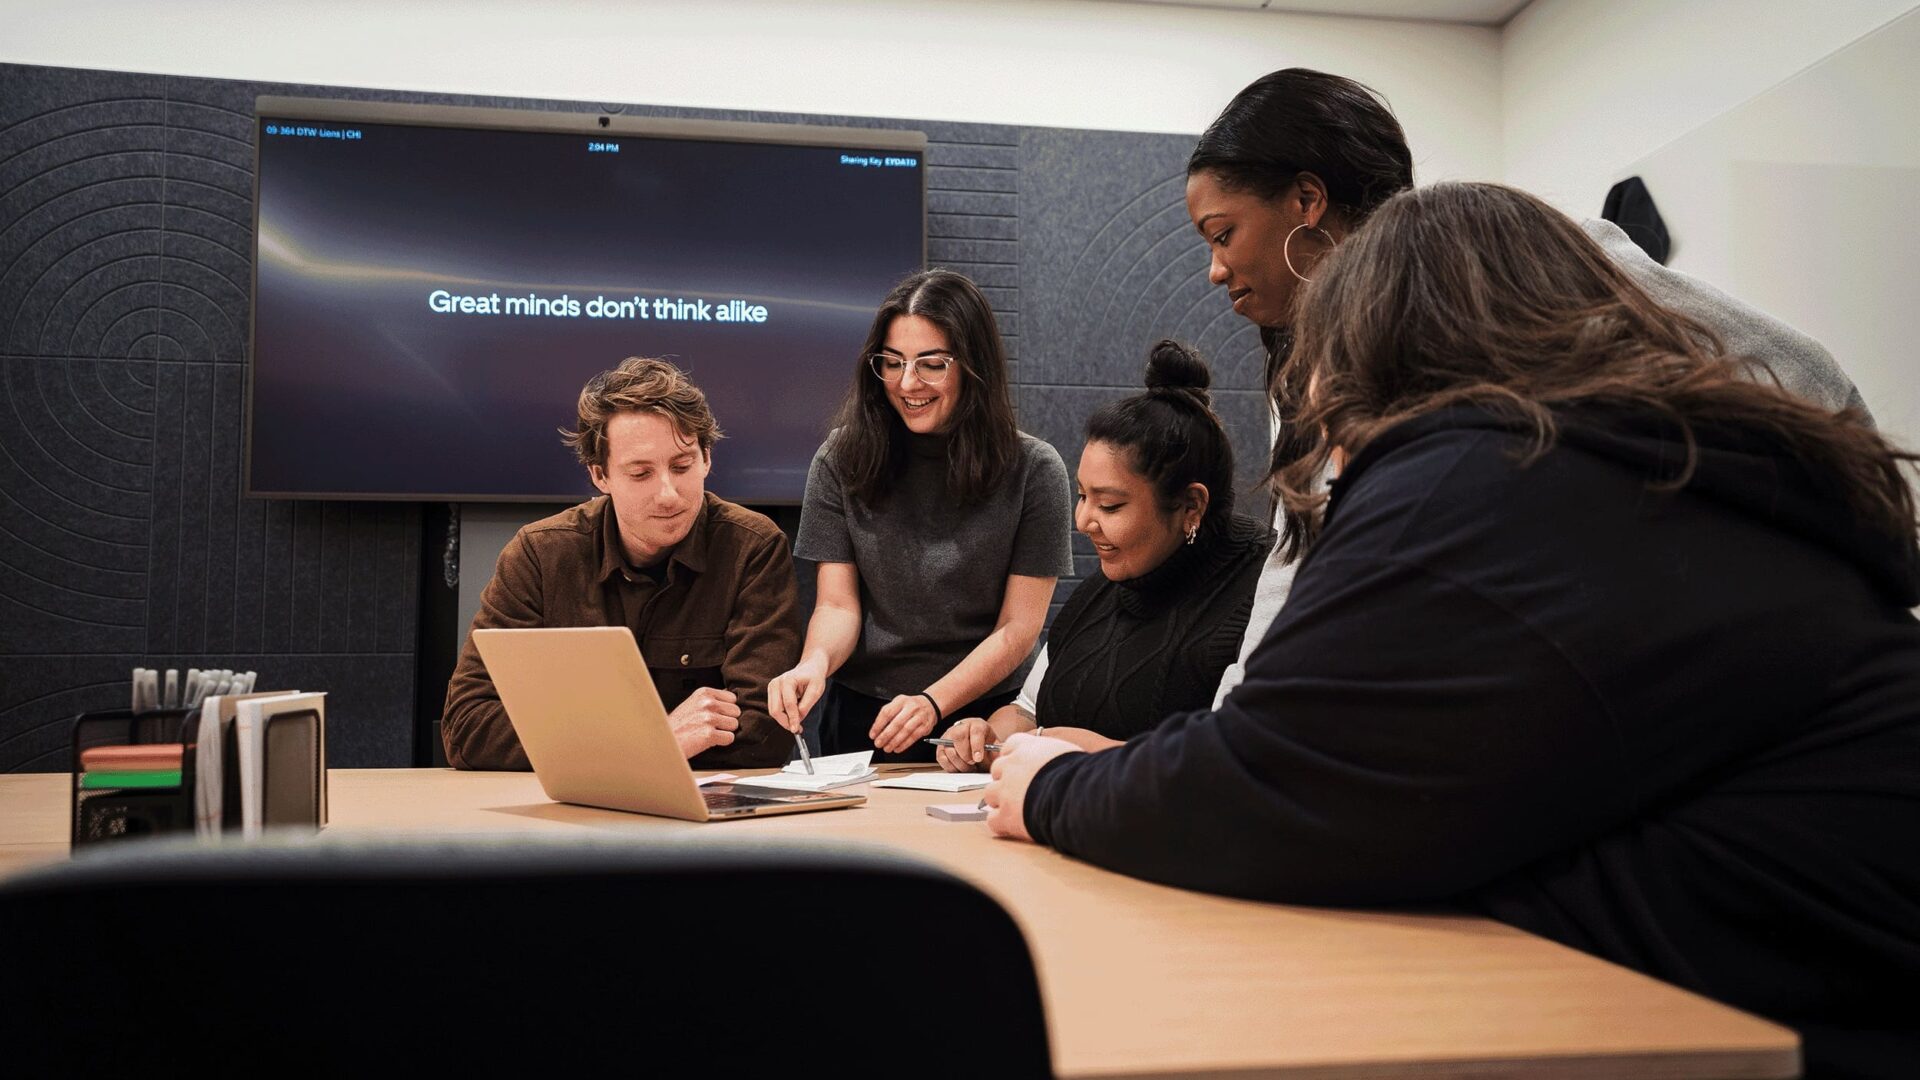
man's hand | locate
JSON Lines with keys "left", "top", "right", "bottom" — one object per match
{"left": 668, "top": 686, "right": 741, "bottom": 759}
{"left": 983, "top": 733, "right": 1083, "bottom": 842}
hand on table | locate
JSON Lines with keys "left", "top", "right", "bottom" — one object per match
{"left": 982, "top": 733, "right": 1084, "bottom": 842}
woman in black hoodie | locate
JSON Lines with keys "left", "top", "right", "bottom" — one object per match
{"left": 984, "top": 183, "right": 1920, "bottom": 1078}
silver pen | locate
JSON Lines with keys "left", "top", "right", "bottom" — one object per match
{"left": 924, "top": 736, "right": 1008, "bottom": 753}
{"left": 794, "top": 729, "right": 814, "bottom": 774}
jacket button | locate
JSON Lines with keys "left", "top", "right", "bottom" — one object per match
{"left": 680, "top": 653, "right": 690, "bottom": 665}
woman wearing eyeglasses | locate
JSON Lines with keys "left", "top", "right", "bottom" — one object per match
{"left": 768, "top": 269, "right": 1073, "bottom": 762}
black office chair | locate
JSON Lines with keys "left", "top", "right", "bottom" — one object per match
{"left": 0, "top": 834, "right": 1052, "bottom": 1077}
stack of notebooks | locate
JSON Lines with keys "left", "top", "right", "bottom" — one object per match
{"left": 71, "top": 691, "right": 329, "bottom": 846}
{"left": 79, "top": 743, "right": 184, "bottom": 790}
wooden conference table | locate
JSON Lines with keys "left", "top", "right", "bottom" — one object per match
{"left": 0, "top": 767, "right": 1799, "bottom": 1079}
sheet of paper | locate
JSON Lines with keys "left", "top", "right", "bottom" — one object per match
{"left": 194, "top": 699, "right": 224, "bottom": 838}
{"left": 734, "top": 769, "right": 873, "bottom": 792}
{"left": 695, "top": 773, "right": 739, "bottom": 787}
{"left": 779, "top": 751, "right": 872, "bottom": 776}
{"left": 872, "top": 772, "right": 991, "bottom": 792}
{"left": 736, "top": 751, "right": 876, "bottom": 791}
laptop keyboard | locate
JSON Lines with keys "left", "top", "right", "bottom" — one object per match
{"left": 703, "top": 792, "right": 760, "bottom": 810}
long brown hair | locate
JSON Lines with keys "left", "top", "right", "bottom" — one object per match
{"left": 831, "top": 269, "right": 1020, "bottom": 506}
{"left": 1273, "top": 182, "right": 1917, "bottom": 555}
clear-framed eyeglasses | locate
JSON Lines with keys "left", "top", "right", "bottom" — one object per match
{"left": 869, "top": 353, "right": 960, "bottom": 385}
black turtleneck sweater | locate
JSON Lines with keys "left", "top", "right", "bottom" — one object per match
{"left": 1037, "top": 512, "right": 1274, "bottom": 738}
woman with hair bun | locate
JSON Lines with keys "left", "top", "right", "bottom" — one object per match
{"left": 935, "top": 341, "right": 1274, "bottom": 771}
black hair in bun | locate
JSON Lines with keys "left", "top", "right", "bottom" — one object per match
{"left": 1085, "top": 341, "right": 1236, "bottom": 534}
{"left": 1144, "top": 339, "right": 1212, "bottom": 406}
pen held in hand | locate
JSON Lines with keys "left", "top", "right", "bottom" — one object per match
{"left": 795, "top": 729, "right": 815, "bottom": 774}
{"left": 924, "top": 736, "right": 1007, "bottom": 753}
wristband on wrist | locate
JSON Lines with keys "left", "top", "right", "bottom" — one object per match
{"left": 916, "top": 691, "right": 943, "bottom": 726}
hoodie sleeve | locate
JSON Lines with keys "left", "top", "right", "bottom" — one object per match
{"left": 1581, "top": 218, "right": 1872, "bottom": 424}
{"left": 1022, "top": 542, "right": 1637, "bottom": 906}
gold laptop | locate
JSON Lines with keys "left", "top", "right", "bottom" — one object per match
{"left": 471, "top": 626, "right": 865, "bottom": 821}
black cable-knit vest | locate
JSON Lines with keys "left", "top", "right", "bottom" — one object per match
{"left": 1036, "top": 512, "right": 1275, "bottom": 739}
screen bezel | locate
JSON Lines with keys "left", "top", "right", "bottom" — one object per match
{"left": 245, "top": 95, "right": 929, "bottom": 503}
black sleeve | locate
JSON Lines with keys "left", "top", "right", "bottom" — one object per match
{"left": 1022, "top": 550, "right": 1635, "bottom": 906}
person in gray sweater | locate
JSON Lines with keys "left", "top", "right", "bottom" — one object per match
{"left": 768, "top": 270, "right": 1074, "bottom": 763}
{"left": 1188, "top": 68, "right": 1873, "bottom": 707}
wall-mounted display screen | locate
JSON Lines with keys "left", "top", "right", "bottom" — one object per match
{"left": 248, "top": 98, "right": 926, "bottom": 502}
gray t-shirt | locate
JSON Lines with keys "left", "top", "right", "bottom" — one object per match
{"left": 795, "top": 429, "right": 1074, "bottom": 700}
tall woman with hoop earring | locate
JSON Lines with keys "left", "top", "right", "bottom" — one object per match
{"left": 1181, "top": 68, "right": 1871, "bottom": 709}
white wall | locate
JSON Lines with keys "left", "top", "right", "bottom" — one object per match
{"left": 1627, "top": 11, "right": 1920, "bottom": 452}
{"left": 1, "top": 0, "right": 1502, "bottom": 182}
{"left": 1501, "top": 0, "right": 1920, "bottom": 216}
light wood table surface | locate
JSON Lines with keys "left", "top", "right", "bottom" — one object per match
{"left": 0, "top": 768, "right": 1799, "bottom": 1079}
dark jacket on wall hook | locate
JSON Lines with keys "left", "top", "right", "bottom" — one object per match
{"left": 1601, "top": 175, "right": 1672, "bottom": 264}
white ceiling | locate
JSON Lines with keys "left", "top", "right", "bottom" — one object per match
{"left": 1114, "top": 0, "right": 1532, "bottom": 27}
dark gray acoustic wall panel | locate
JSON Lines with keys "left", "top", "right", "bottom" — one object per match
{"left": 0, "top": 65, "right": 422, "bottom": 772}
{"left": 1018, "top": 129, "right": 1271, "bottom": 605}
{"left": 0, "top": 64, "right": 1266, "bottom": 771}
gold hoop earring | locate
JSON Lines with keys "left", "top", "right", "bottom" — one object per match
{"left": 1283, "top": 222, "right": 1333, "bottom": 284}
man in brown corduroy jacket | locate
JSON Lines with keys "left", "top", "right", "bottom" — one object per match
{"left": 442, "top": 357, "right": 801, "bottom": 771}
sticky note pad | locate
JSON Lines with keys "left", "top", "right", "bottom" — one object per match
{"left": 80, "top": 769, "right": 183, "bottom": 790}
{"left": 927, "top": 803, "right": 989, "bottom": 822}
{"left": 80, "top": 743, "right": 185, "bottom": 772}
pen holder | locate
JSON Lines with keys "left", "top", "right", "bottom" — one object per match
{"left": 67, "top": 696, "right": 326, "bottom": 847}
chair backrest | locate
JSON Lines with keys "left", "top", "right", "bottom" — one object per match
{"left": 0, "top": 834, "right": 1052, "bottom": 1077}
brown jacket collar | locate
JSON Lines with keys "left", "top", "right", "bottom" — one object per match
{"left": 592, "top": 493, "right": 715, "bottom": 584}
